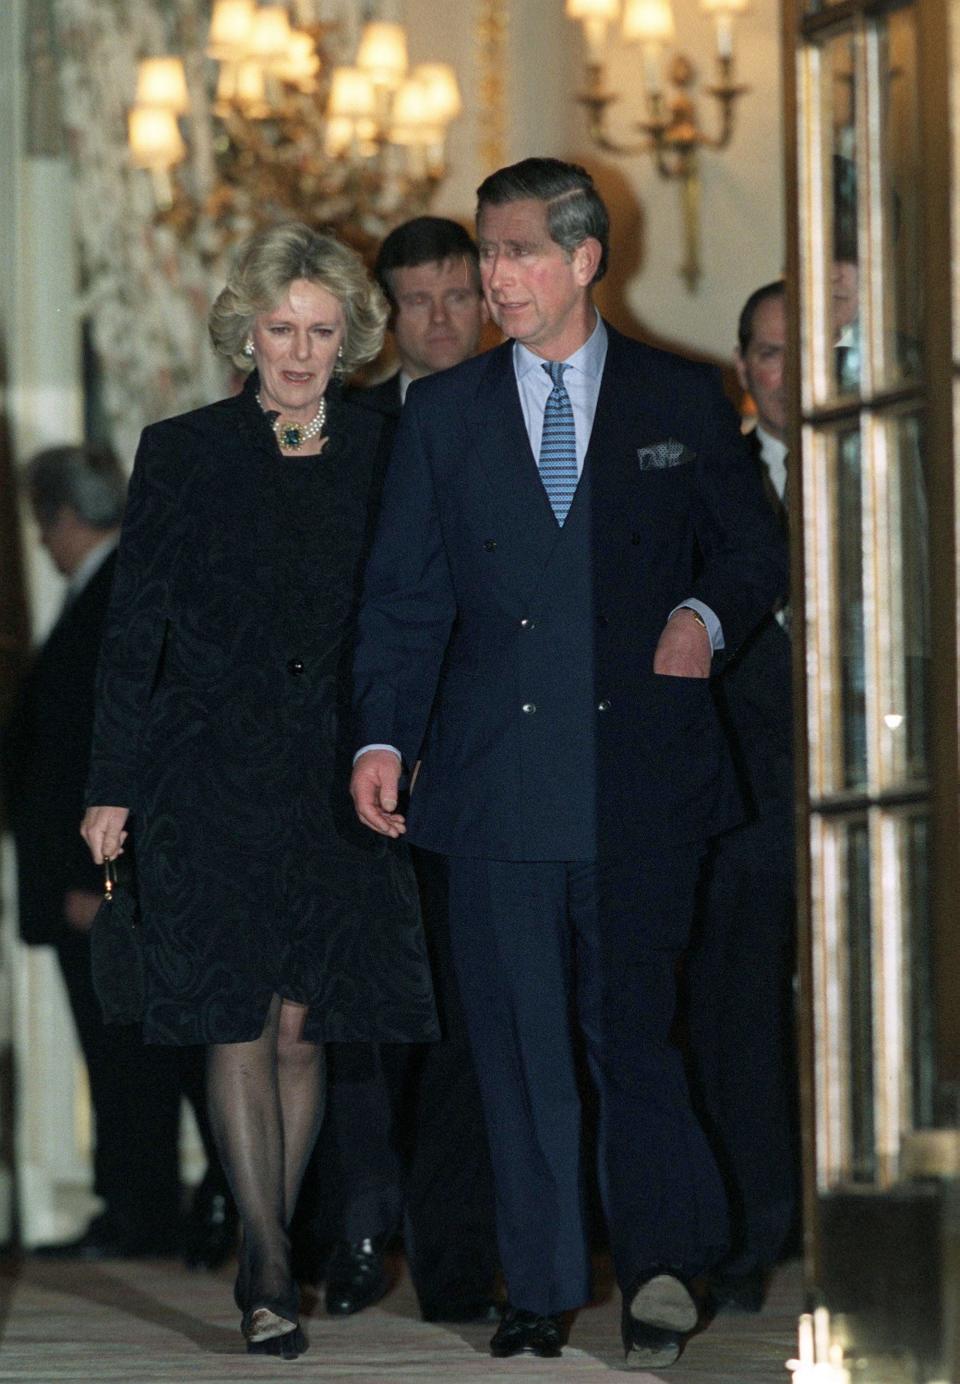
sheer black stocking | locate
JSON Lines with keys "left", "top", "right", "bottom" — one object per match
{"left": 206, "top": 996, "right": 326, "bottom": 1323}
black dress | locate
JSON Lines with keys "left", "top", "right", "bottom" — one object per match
{"left": 86, "top": 373, "right": 437, "bottom": 1047}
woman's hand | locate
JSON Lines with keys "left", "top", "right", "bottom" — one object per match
{"left": 81, "top": 806, "right": 130, "bottom": 863}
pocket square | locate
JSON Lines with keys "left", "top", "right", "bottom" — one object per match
{"left": 636, "top": 440, "right": 694, "bottom": 471}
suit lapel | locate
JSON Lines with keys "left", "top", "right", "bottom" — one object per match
{"left": 466, "top": 342, "right": 564, "bottom": 593}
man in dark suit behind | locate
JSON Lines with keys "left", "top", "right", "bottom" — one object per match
{"left": 314, "top": 217, "right": 499, "bottom": 1324}
{"left": 684, "top": 280, "right": 800, "bottom": 1312}
{"left": 349, "top": 159, "right": 787, "bottom": 1367}
{"left": 2, "top": 445, "right": 232, "bottom": 1262}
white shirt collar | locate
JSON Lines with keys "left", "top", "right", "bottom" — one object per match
{"left": 513, "top": 309, "right": 607, "bottom": 383}
{"left": 756, "top": 425, "right": 788, "bottom": 471}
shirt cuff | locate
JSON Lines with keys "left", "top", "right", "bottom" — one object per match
{"left": 669, "top": 600, "right": 724, "bottom": 652}
{"left": 353, "top": 744, "right": 403, "bottom": 765}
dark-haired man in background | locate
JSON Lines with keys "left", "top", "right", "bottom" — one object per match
{"left": 1, "top": 445, "right": 234, "bottom": 1265}
{"left": 684, "top": 280, "right": 800, "bottom": 1314}
{"left": 314, "top": 217, "right": 499, "bottom": 1326}
{"left": 351, "top": 160, "right": 787, "bottom": 1366}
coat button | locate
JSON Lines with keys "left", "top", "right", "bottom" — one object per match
{"left": 522, "top": 702, "right": 537, "bottom": 714}
{"left": 484, "top": 538, "right": 497, "bottom": 552}
{"left": 287, "top": 658, "right": 305, "bottom": 676}
{"left": 631, "top": 532, "right": 642, "bottom": 545}
{"left": 520, "top": 617, "right": 536, "bottom": 630}
{"left": 597, "top": 613, "right": 609, "bottom": 628}
{"left": 597, "top": 698, "right": 611, "bottom": 712}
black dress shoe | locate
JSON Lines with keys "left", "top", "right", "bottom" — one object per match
{"left": 183, "top": 1178, "right": 238, "bottom": 1271}
{"left": 31, "top": 1212, "right": 178, "bottom": 1260}
{"left": 621, "top": 1269, "right": 700, "bottom": 1369}
{"left": 490, "top": 1306, "right": 563, "bottom": 1358}
{"left": 324, "top": 1237, "right": 389, "bottom": 1316}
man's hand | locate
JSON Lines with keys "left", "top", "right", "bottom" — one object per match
{"left": 64, "top": 889, "right": 102, "bottom": 933}
{"left": 350, "top": 750, "right": 407, "bottom": 838}
{"left": 653, "top": 608, "right": 712, "bottom": 678}
{"left": 81, "top": 805, "right": 130, "bottom": 863}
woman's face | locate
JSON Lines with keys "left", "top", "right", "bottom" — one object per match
{"left": 251, "top": 278, "right": 346, "bottom": 420}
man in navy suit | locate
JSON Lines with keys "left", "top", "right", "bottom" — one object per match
{"left": 350, "top": 159, "right": 787, "bottom": 1368}
{"left": 315, "top": 217, "right": 498, "bottom": 1324}
{"left": 684, "top": 280, "right": 800, "bottom": 1312}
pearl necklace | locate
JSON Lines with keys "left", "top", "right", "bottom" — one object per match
{"left": 258, "top": 393, "right": 326, "bottom": 451}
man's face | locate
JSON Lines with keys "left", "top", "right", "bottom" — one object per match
{"left": 390, "top": 256, "right": 486, "bottom": 379}
{"left": 477, "top": 198, "right": 597, "bottom": 360}
{"left": 34, "top": 505, "right": 91, "bottom": 578}
{"left": 736, "top": 294, "right": 788, "bottom": 443}
{"left": 831, "top": 259, "right": 859, "bottom": 335}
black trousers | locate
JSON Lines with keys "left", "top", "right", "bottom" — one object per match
{"left": 684, "top": 805, "right": 800, "bottom": 1273}
{"left": 312, "top": 849, "right": 498, "bottom": 1311}
{"left": 446, "top": 849, "right": 728, "bottom": 1317}
{"left": 55, "top": 931, "right": 184, "bottom": 1241}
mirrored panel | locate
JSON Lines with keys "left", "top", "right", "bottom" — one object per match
{"left": 903, "top": 813, "right": 934, "bottom": 1129}
{"left": 845, "top": 817, "right": 876, "bottom": 1182}
{"left": 817, "top": 31, "right": 860, "bottom": 403}
{"left": 877, "top": 8, "right": 923, "bottom": 388}
{"left": 878, "top": 412, "right": 929, "bottom": 786}
{"left": 830, "top": 426, "right": 869, "bottom": 790}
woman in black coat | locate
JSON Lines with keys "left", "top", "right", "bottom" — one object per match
{"left": 81, "top": 223, "right": 436, "bottom": 1358}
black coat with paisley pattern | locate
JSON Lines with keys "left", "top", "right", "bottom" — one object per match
{"left": 86, "top": 373, "right": 437, "bottom": 1047}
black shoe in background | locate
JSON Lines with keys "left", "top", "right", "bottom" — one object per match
{"left": 324, "top": 1236, "right": 390, "bottom": 1315}
{"left": 183, "top": 1173, "right": 238, "bottom": 1270}
{"left": 490, "top": 1305, "right": 563, "bottom": 1358}
{"left": 31, "top": 1210, "right": 178, "bottom": 1260}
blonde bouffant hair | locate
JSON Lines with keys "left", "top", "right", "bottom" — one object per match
{"left": 209, "top": 222, "right": 388, "bottom": 373}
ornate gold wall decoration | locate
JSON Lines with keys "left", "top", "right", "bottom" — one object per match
{"left": 475, "top": 0, "right": 508, "bottom": 175}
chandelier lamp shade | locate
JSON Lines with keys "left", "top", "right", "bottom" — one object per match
{"left": 564, "top": 0, "right": 751, "bottom": 290}
{"left": 126, "top": 0, "right": 463, "bottom": 255}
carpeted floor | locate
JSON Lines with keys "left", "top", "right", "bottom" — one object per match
{"left": 0, "top": 1252, "right": 801, "bottom": 1383}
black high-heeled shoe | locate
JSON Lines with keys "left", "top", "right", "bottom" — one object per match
{"left": 235, "top": 1241, "right": 305, "bottom": 1357}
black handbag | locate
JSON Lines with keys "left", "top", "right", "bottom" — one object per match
{"left": 89, "top": 854, "right": 146, "bottom": 1025}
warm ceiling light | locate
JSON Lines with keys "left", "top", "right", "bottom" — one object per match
{"left": 356, "top": 21, "right": 408, "bottom": 89}
{"left": 270, "top": 31, "right": 320, "bottom": 88}
{"left": 390, "top": 77, "right": 442, "bottom": 145}
{"left": 565, "top": 0, "right": 619, "bottom": 17}
{"left": 206, "top": 0, "right": 255, "bottom": 61}
{"left": 247, "top": 5, "right": 292, "bottom": 61}
{"left": 233, "top": 59, "right": 269, "bottom": 115}
{"left": 134, "top": 58, "right": 189, "bottom": 113}
{"left": 128, "top": 106, "right": 186, "bottom": 169}
{"left": 622, "top": 0, "right": 676, "bottom": 42}
{"left": 327, "top": 66, "right": 377, "bottom": 119}
{"left": 410, "top": 64, "right": 462, "bottom": 123}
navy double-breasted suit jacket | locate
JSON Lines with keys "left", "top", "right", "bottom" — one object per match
{"left": 353, "top": 323, "right": 788, "bottom": 861}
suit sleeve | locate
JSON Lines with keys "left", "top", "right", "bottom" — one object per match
{"left": 685, "top": 368, "right": 789, "bottom": 663}
{"left": 85, "top": 426, "right": 187, "bottom": 809}
{"left": 352, "top": 389, "right": 457, "bottom": 768}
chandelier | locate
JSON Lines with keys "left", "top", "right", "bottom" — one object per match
{"left": 566, "top": 0, "right": 750, "bottom": 291}
{"left": 127, "top": 1, "right": 463, "bottom": 259}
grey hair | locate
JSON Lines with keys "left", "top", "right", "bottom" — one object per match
{"left": 476, "top": 158, "right": 610, "bottom": 283}
{"left": 209, "top": 222, "right": 388, "bottom": 372}
{"left": 26, "top": 444, "right": 126, "bottom": 530}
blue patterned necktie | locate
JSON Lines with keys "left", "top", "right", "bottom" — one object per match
{"left": 538, "top": 361, "right": 578, "bottom": 525}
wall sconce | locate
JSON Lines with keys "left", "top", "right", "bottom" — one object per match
{"left": 565, "top": 0, "right": 750, "bottom": 291}
{"left": 127, "top": 0, "right": 462, "bottom": 257}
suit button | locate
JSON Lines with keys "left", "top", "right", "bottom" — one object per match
{"left": 522, "top": 702, "right": 537, "bottom": 715}
{"left": 597, "top": 613, "right": 609, "bottom": 628}
{"left": 597, "top": 699, "right": 611, "bottom": 712}
{"left": 520, "top": 617, "right": 536, "bottom": 630}
{"left": 287, "top": 658, "right": 305, "bottom": 676}
{"left": 631, "top": 532, "right": 642, "bottom": 546}
{"left": 484, "top": 538, "right": 497, "bottom": 552}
